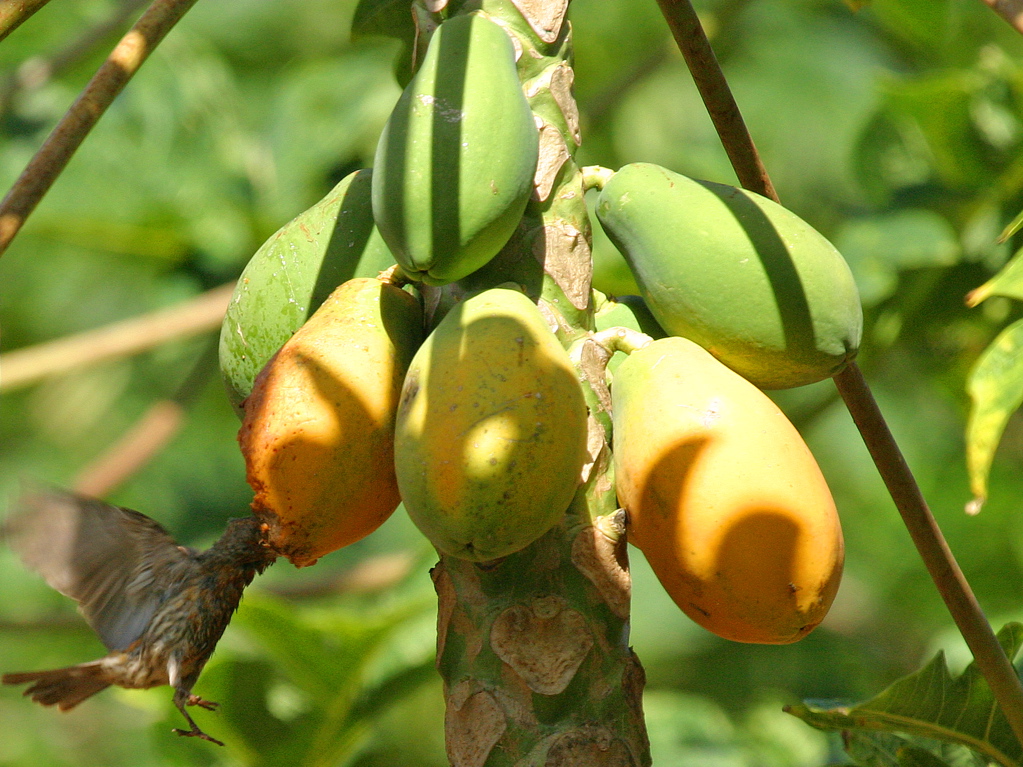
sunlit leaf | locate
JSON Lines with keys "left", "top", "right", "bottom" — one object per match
{"left": 966, "top": 247, "right": 1023, "bottom": 306}
{"left": 233, "top": 593, "right": 397, "bottom": 704}
{"left": 964, "top": 319, "right": 1023, "bottom": 511}
{"left": 787, "top": 623, "right": 1023, "bottom": 766}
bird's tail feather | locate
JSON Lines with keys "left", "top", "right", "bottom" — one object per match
{"left": 3, "top": 662, "right": 111, "bottom": 710}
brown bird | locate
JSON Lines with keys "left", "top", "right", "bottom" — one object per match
{"left": 1, "top": 485, "right": 277, "bottom": 746}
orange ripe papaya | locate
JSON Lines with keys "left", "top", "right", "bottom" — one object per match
{"left": 239, "top": 278, "right": 423, "bottom": 566}
{"left": 612, "top": 336, "right": 843, "bottom": 644}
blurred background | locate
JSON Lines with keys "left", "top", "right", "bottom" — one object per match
{"left": 1, "top": 0, "right": 1022, "bottom": 764}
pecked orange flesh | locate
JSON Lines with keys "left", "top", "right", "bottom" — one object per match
{"left": 612, "top": 336, "right": 843, "bottom": 644}
{"left": 239, "top": 278, "right": 423, "bottom": 567}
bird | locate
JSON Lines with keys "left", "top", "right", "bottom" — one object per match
{"left": 1, "top": 484, "right": 277, "bottom": 746}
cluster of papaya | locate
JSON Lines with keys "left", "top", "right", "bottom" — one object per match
{"left": 225, "top": 11, "right": 578, "bottom": 568}
{"left": 219, "top": 9, "right": 861, "bottom": 644}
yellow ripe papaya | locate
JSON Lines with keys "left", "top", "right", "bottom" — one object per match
{"left": 239, "top": 278, "right": 423, "bottom": 567}
{"left": 394, "top": 288, "right": 588, "bottom": 561}
{"left": 612, "top": 336, "right": 843, "bottom": 644}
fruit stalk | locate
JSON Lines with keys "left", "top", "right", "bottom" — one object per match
{"left": 424, "top": 1, "right": 651, "bottom": 764}
{"left": 654, "top": 0, "right": 1023, "bottom": 744}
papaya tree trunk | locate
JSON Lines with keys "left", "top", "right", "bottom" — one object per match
{"left": 422, "top": 1, "right": 652, "bottom": 764}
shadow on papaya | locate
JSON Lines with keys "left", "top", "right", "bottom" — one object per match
{"left": 371, "top": 14, "right": 539, "bottom": 286}
{"left": 696, "top": 181, "right": 814, "bottom": 359}
{"left": 394, "top": 288, "right": 589, "bottom": 562}
{"left": 310, "top": 169, "right": 396, "bottom": 309}
{"left": 239, "top": 278, "right": 423, "bottom": 567}
{"left": 632, "top": 435, "right": 835, "bottom": 645}
{"left": 627, "top": 435, "right": 710, "bottom": 603}
{"left": 220, "top": 169, "right": 396, "bottom": 415}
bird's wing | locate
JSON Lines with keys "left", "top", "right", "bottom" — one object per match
{"left": 3, "top": 483, "right": 194, "bottom": 651}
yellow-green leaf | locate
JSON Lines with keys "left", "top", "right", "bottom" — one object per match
{"left": 966, "top": 247, "right": 1023, "bottom": 306}
{"left": 966, "top": 319, "right": 1023, "bottom": 512}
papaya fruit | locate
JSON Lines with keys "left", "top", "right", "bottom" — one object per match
{"left": 612, "top": 336, "right": 844, "bottom": 644}
{"left": 595, "top": 163, "right": 862, "bottom": 389}
{"left": 372, "top": 13, "right": 539, "bottom": 286}
{"left": 394, "top": 288, "right": 588, "bottom": 561}
{"left": 239, "top": 278, "right": 422, "bottom": 567}
{"left": 220, "top": 169, "right": 395, "bottom": 415}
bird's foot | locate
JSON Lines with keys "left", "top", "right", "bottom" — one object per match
{"left": 173, "top": 726, "right": 225, "bottom": 747}
{"left": 186, "top": 694, "right": 219, "bottom": 711}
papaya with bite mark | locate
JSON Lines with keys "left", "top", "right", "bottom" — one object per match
{"left": 239, "top": 277, "right": 422, "bottom": 567}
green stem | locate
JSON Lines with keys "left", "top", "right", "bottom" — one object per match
{"left": 581, "top": 165, "right": 616, "bottom": 192}
{"left": 589, "top": 327, "right": 653, "bottom": 356}
{"left": 833, "top": 365, "right": 1023, "bottom": 741}
{"left": 655, "top": 0, "right": 1023, "bottom": 748}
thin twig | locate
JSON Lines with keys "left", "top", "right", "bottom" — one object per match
{"left": 654, "top": 0, "right": 1023, "bottom": 746}
{"left": 0, "top": 0, "right": 151, "bottom": 115}
{"left": 73, "top": 335, "right": 221, "bottom": 497}
{"left": 980, "top": 0, "right": 1023, "bottom": 35}
{"left": 0, "top": 282, "right": 234, "bottom": 391}
{"left": 0, "top": 0, "right": 200, "bottom": 259}
{"left": 652, "top": 0, "right": 777, "bottom": 201}
{"left": 0, "top": 0, "right": 52, "bottom": 44}
{"left": 834, "top": 365, "right": 1023, "bottom": 738}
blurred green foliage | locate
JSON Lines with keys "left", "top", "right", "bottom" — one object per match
{"left": 1, "top": 0, "right": 1023, "bottom": 765}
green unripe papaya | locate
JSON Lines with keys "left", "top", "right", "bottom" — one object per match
{"left": 394, "top": 288, "right": 588, "bottom": 561}
{"left": 372, "top": 13, "right": 539, "bottom": 286}
{"left": 220, "top": 169, "right": 395, "bottom": 414}
{"left": 595, "top": 163, "right": 862, "bottom": 389}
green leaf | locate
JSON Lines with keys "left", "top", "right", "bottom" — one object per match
{"left": 786, "top": 623, "right": 1023, "bottom": 766}
{"left": 967, "top": 248, "right": 1023, "bottom": 306}
{"left": 841, "top": 730, "right": 987, "bottom": 767}
{"left": 897, "top": 744, "right": 964, "bottom": 767}
{"left": 998, "top": 210, "right": 1023, "bottom": 245}
{"left": 348, "top": 660, "right": 437, "bottom": 726}
{"left": 965, "top": 319, "right": 1023, "bottom": 511}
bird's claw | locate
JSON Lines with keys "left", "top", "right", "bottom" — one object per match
{"left": 173, "top": 726, "right": 225, "bottom": 747}
{"left": 186, "top": 694, "right": 219, "bottom": 711}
